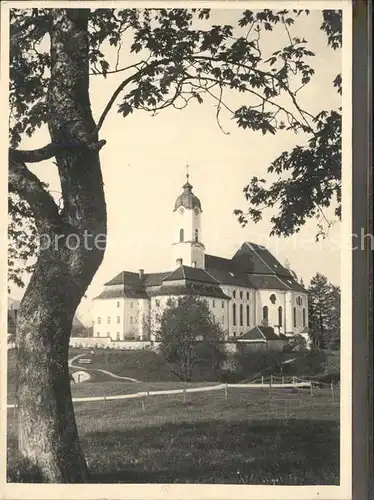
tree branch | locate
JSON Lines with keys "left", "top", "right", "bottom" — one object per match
{"left": 9, "top": 139, "right": 107, "bottom": 165}
{"left": 94, "top": 58, "right": 170, "bottom": 134}
{"left": 9, "top": 158, "right": 62, "bottom": 230}
{"left": 9, "top": 143, "right": 58, "bottom": 163}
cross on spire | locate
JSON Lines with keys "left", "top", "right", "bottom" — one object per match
{"left": 186, "top": 164, "right": 190, "bottom": 182}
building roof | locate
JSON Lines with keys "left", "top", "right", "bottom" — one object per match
{"left": 239, "top": 326, "right": 282, "bottom": 342}
{"left": 104, "top": 271, "right": 142, "bottom": 287}
{"left": 99, "top": 241, "right": 306, "bottom": 298}
{"left": 148, "top": 281, "right": 230, "bottom": 299}
{"left": 144, "top": 272, "right": 171, "bottom": 287}
{"left": 163, "top": 265, "right": 218, "bottom": 284}
{"left": 174, "top": 176, "right": 202, "bottom": 212}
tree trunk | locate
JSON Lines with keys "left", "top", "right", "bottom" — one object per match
{"left": 16, "top": 253, "right": 88, "bottom": 482}
{"left": 15, "top": 9, "right": 107, "bottom": 483}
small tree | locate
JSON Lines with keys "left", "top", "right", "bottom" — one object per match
{"left": 158, "top": 296, "right": 225, "bottom": 381}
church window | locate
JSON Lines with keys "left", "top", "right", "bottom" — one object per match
{"left": 155, "top": 299, "right": 160, "bottom": 307}
{"left": 303, "top": 308, "right": 306, "bottom": 327}
{"left": 270, "top": 294, "right": 276, "bottom": 304}
{"left": 195, "top": 229, "right": 199, "bottom": 242}
{"left": 278, "top": 306, "right": 283, "bottom": 327}
{"left": 212, "top": 300, "right": 216, "bottom": 308}
{"left": 246, "top": 305, "right": 250, "bottom": 326}
{"left": 296, "top": 296, "right": 303, "bottom": 306}
{"left": 240, "top": 291, "right": 243, "bottom": 300}
{"left": 179, "top": 228, "right": 184, "bottom": 242}
{"left": 117, "top": 301, "right": 120, "bottom": 308}
{"left": 233, "top": 290, "right": 236, "bottom": 299}
{"left": 116, "top": 332, "right": 120, "bottom": 341}
{"left": 117, "top": 316, "right": 120, "bottom": 324}
{"left": 233, "top": 303, "right": 237, "bottom": 326}
{"left": 262, "top": 306, "right": 268, "bottom": 322}
{"left": 293, "top": 307, "right": 297, "bottom": 327}
{"left": 222, "top": 301, "right": 225, "bottom": 308}
{"left": 107, "top": 317, "right": 111, "bottom": 324}
{"left": 130, "top": 316, "right": 133, "bottom": 324}
{"left": 97, "top": 317, "right": 101, "bottom": 325}
{"left": 239, "top": 304, "right": 243, "bottom": 326}
{"left": 246, "top": 292, "right": 250, "bottom": 300}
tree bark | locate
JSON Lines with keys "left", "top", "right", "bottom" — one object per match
{"left": 15, "top": 9, "right": 107, "bottom": 483}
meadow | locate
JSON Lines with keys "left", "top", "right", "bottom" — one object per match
{"left": 7, "top": 348, "right": 340, "bottom": 484}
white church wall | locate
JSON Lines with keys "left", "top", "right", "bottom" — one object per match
{"left": 288, "top": 291, "right": 308, "bottom": 335}
{"left": 92, "top": 296, "right": 125, "bottom": 340}
{"left": 220, "top": 286, "right": 255, "bottom": 338}
{"left": 123, "top": 298, "right": 141, "bottom": 340}
{"left": 172, "top": 204, "right": 204, "bottom": 268}
{"left": 255, "top": 290, "right": 287, "bottom": 335}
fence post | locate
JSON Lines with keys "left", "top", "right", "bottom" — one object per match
{"left": 261, "top": 375, "right": 264, "bottom": 385}
{"left": 331, "top": 381, "right": 335, "bottom": 401}
{"left": 13, "top": 403, "right": 16, "bottom": 418}
{"left": 142, "top": 399, "right": 145, "bottom": 411}
{"left": 282, "top": 376, "right": 285, "bottom": 385}
{"left": 103, "top": 396, "right": 106, "bottom": 411}
{"left": 270, "top": 375, "right": 273, "bottom": 387}
{"left": 310, "top": 381, "right": 314, "bottom": 397}
{"left": 292, "top": 376, "right": 296, "bottom": 385}
{"left": 183, "top": 389, "right": 186, "bottom": 404}
{"left": 224, "top": 384, "right": 228, "bottom": 401}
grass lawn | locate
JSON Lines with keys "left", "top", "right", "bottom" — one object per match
{"left": 69, "top": 348, "right": 179, "bottom": 382}
{"left": 7, "top": 387, "right": 340, "bottom": 484}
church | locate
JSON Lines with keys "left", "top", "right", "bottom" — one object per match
{"left": 92, "top": 174, "right": 308, "bottom": 345}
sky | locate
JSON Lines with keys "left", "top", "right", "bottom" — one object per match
{"left": 7, "top": 8, "right": 344, "bottom": 324}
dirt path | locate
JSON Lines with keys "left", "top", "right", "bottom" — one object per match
{"left": 68, "top": 353, "right": 139, "bottom": 382}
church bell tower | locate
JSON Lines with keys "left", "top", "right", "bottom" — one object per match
{"left": 172, "top": 168, "right": 205, "bottom": 269}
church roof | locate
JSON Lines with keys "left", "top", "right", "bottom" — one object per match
{"left": 162, "top": 265, "right": 218, "bottom": 284}
{"left": 205, "top": 266, "right": 254, "bottom": 287}
{"left": 148, "top": 281, "right": 230, "bottom": 299}
{"left": 239, "top": 326, "right": 282, "bottom": 342}
{"left": 174, "top": 177, "right": 202, "bottom": 212}
{"left": 104, "top": 271, "right": 142, "bottom": 287}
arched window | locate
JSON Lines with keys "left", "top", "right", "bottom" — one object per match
{"left": 233, "top": 290, "right": 236, "bottom": 299}
{"left": 195, "top": 229, "right": 199, "bottom": 242}
{"left": 270, "top": 294, "right": 276, "bottom": 304}
{"left": 240, "top": 291, "right": 243, "bottom": 300}
{"left": 179, "top": 228, "right": 184, "bottom": 242}
{"left": 233, "top": 303, "right": 236, "bottom": 326}
{"left": 263, "top": 306, "right": 268, "bottom": 321}
{"left": 246, "top": 305, "right": 250, "bottom": 326}
{"left": 293, "top": 307, "right": 297, "bottom": 327}
{"left": 239, "top": 304, "right": 243, "bottom": 326}
{"left": 278, "top": 306, "right": 283, "bottom": 327}
{"left": 302, "top": 308, "right": 306, "bottom": 327}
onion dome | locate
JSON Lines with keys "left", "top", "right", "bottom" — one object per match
{"left": 174, "top": 171, "right": 202, "bottom": 212}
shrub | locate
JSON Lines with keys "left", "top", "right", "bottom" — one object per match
{"left": 234, "top": 349, "right": 285, "bottom": 380}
